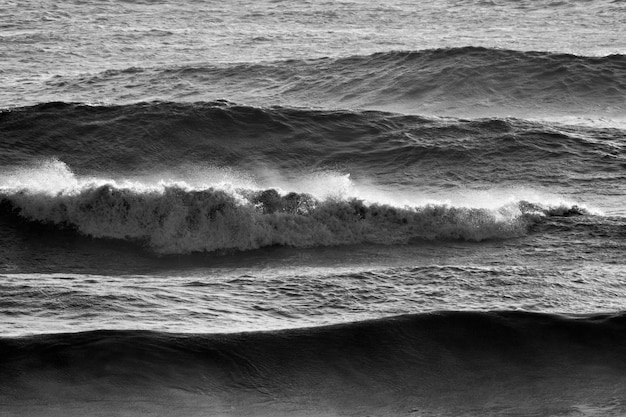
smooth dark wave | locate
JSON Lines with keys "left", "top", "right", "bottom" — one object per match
{"left": 1, "top": 101, "right": 623, "bottom": 185}
{"left": 40, "top": 47, "right": 626, "bottom": 120}
{"left": 2, "top": 311, "right": 626, "bottom": 416}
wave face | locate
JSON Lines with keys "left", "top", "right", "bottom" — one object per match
{"left": 2, "top": 101, "right": 624, "bottom": 180}
{"left": 2, "top": 311, "right": 626, "bottom": 416}
{"left": 27, "top": 48, "right": 626, "bottom": 123}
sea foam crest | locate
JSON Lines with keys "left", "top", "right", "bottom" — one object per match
{"left": 0, "top": 160, "right": 584, "bottom": 254}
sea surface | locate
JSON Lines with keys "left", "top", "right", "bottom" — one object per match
{"left": 1, "top": 0, "right": 626, "bottom": 416}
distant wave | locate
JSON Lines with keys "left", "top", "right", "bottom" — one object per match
{"left": 2, "top": 311, "right": 626, "bottom": 415}
{"left": 0, "top": 160, "right": 587, "bottom": 254}
{"left": 36, "top": 47, "right": 626, "bottom": 121}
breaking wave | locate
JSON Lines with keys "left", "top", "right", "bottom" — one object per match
{"left": 0, "top": 160, "right": 587, "bottom": 254}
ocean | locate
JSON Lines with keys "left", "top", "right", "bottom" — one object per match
{"left": 1, "top": 0, "right": 626, "bottom": 415}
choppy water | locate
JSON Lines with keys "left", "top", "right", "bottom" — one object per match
{"left": 1, "top": 0, "right": 626, "bottom": 416}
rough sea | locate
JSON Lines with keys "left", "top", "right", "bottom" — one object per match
{"left": 1, "top": 0, "right": 626, "bottom": 415}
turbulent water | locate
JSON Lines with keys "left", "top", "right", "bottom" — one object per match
{"left": 1, "top": 0, "right": 626, "bottom": 416}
